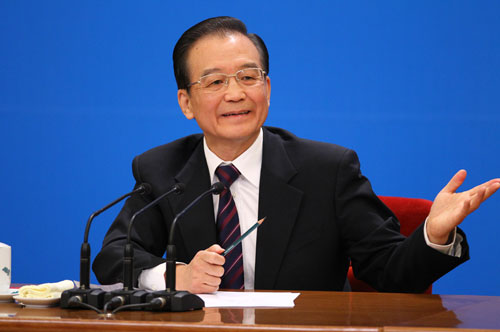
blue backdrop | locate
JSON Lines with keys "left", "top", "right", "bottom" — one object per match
{"left": 1, "top": 0, "right": 499, "bottom": 295}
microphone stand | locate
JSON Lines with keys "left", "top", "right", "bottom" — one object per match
{"left": 103, "top": 183, "right": 185, "bottom": 312}
{"left": 144, "top": 182, "right": 224, "bottom": 312}
{"left": 61, "top": 183, "right": 151, "bottom": 310}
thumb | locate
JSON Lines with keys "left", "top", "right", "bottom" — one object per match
{"left": 441, "top": 169, "right": 467, "bottom": 194}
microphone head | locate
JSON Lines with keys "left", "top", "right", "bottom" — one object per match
{"left": 173, "top": 183, "right": 185, "bottom": 194}
{"left": 211, "top": 182, "right": 225, "bottom": 195}
{"left": 139, "top": 183, "right": 152, "bottom": 195}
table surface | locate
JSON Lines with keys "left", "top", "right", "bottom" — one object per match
{"left": 1, "top": 291, "right": 500, "bottom": 332}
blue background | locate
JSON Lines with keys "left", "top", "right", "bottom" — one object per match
{"left": 1, "top": 1, "right": 498, "bottom": 295}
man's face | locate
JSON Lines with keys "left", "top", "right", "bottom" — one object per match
{"left": 177, "top": 33, "right": 271, "bottom": 154}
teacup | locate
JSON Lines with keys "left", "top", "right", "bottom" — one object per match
{"left": 0, "top": 243, "right": 11, "bottom": 292}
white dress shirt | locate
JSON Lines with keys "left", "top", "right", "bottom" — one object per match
{"left": 138, "top": 128, "right": 461, "bottom": 291}
{"left": 203, "top": 128, "right": 263, "bottom": 290}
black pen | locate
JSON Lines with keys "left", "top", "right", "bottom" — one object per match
{"left": 222, "top": 217, "right": 266, "bottom": 257}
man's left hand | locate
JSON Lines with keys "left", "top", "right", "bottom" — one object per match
{"left": 427, "top": 169, "right": 500, "bottom": 245}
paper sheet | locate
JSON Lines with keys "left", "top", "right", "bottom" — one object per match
{"left": 198, "top": 291, "right": 300, "bottom": 308}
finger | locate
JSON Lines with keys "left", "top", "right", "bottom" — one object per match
{"left": 441, "top": 169, "right": 467, "bottom": 194}
{"left": 205, "top": 265, "right": 224, "bottom": 278}
{"left": 197, "top": 284, "right": 219, "bottom": 294}
{"left": 468, "top": 181, "right": 500, "bottom": 212}
{"left": 206, "top": 244, "right": 225, "bottom": 254}
{"left": 491, "top": 181, "right": 500, "bottom": 194}
{"left": 191, "top": 280, "right": 219, "bottom": 294}
{"left": 192, "top": 256, "right": 224, "bottom": 277}
{"left": 481, "top": 180, "right": 500, "bottom": 201}
{"left": 199, "top": 249, "right": 225, "bottom": 266}
{"left": 202, "top": 274, "right": 222, "bottom": 287}
{"left": 467, "top": 187, "right": 486, "bottom": 213}
{"left": 192, "top": 271, "right": 221, "bottom": 293}
{"left": 467, "top": 179, "right": 500, "bottom": 202}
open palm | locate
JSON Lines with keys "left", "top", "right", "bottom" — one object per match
{"left": 426, "top": 170, "right": 500, "bottom": 244}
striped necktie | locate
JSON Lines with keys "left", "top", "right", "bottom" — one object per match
{"left": 215, "top": 164, "right": 244, "bottom": 289}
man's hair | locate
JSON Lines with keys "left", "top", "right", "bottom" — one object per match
{"left": 173, "top": 16, "right": 269, "bottom": 90}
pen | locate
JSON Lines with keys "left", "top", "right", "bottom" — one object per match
{"left": 222, "top": 217, "right": 266, "bottom": 257}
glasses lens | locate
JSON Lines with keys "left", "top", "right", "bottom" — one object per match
{"left": 200, "top": 74, "right": 228, "bottom": 91}
{"left": 237, "top": 69, "right": 263, "bottom": 86}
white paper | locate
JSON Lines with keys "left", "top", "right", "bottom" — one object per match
{"left": 198, "top": 291, "right": 300, "bottom": 308}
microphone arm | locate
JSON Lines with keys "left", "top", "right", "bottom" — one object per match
{"left": 141, "top": 182, "right": 223, "bottom": 312}
{"left": 80, "top": 183, "right": 151, "bottom": 290}
{"left": 165, "top": 182, "right": 225, "bottom": 292}
{"left": 123, "top": 183, "right": 185, "bottom": 290}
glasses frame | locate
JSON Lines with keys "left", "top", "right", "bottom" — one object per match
{"left": 187, "top": 67, "right": 267, "bottom": 91}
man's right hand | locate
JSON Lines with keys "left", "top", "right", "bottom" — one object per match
{"left": 174, "top": 244, "right": 225, "bottom": 294}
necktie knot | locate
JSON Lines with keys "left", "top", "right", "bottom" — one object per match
{"left": 215, "top": 164, "right": 240, "bottom": 189}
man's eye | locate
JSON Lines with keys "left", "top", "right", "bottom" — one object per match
{"left": 208, "top": 79, "right": 225, "bottom": 86}
{"left": 241, "top": 76, "right": 256, "bottom": 81}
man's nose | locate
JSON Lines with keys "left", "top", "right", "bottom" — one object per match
{"left": 224, "top": 76, "right": 245, "bottom": 101}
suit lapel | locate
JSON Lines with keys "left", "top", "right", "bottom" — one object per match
{"left": 255, "top": 129, "right": 303, "bottom": 289}
{"left": 169, "top": 140, "right": 218, "bottom": 259}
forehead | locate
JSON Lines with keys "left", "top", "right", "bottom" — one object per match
{"left": 186, "top": 33, "right": 262, "bottom": 77}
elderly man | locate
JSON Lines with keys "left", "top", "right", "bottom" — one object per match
{"left": 93, "top": 17, "right": 500, "bottom": 294}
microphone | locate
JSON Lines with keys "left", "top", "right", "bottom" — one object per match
{"left": 60, "top": 183, "right": 152, "bottom": 310}
{"left": 102, "top": 182, "right": 185, "bottom": 311}
{"left": 124, "top": 183, "right": 185, "bottom": 290}
{"left": 144, "top": 182, "right": 224, "bottom": 312}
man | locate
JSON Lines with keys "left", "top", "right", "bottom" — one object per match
{"left": 93, "top": 17, "right": 500, "bottom": 293}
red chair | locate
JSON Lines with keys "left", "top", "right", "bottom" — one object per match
{"left": 347, "top": 196, "right": 433, "bottom": 293}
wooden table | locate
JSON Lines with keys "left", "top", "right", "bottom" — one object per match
{"left": 1, "top": 291, "right": 499, "bottom": 331}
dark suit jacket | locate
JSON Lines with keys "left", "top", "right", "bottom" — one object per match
{"left": 93, "top": 127, "right": 469, "bottom": 292}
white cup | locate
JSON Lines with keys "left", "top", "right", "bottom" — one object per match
{"left": 0, "top": 243, "right": 11, "bottom": 292}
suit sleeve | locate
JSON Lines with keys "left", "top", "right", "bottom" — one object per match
{"left": 335, "top": 149, "right": 469, "bottom": 293}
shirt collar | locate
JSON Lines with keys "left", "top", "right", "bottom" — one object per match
{"left": 204, "top": 128, "right": 263, "bottom": 188}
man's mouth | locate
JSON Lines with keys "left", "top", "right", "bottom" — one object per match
{"left": 222, "top": 110, "right": 251, "bottom": 117}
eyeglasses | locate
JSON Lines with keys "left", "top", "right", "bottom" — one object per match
{"left": 187, "top": 68, "right": 267, "bottom": 92}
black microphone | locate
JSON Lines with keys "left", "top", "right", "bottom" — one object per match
{"left": 60, "top": 183, "right": 152, "bottom": 310}
{"left": 144, "top": 182, "right": 224, "bottom": 312}
{"left": 102, "top": 183, "right": 185, "bottom": 311}
{"left": 124, "top": 182, "right": 185, "bottom": 290}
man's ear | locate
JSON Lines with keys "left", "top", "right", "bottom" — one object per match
{"left": 266, "top": 75, "right": 271, "bottom": 106}
{"left": 178, "top": 89, "right": 194, "bottom": 120}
